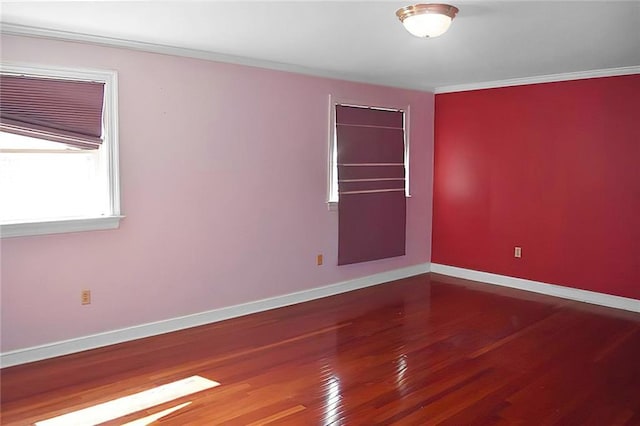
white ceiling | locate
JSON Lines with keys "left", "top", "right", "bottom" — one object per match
{"left": 1, "top": 1, "right": 639, "bottom": 91}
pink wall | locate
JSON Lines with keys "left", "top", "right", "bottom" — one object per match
{"left": 0, "top": 35, "right": 434, "bottom": 352}
{"left": 433, "top": 75, "right": 640, "bottom": 299}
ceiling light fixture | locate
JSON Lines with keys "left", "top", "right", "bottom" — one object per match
{"left": 396, "top": 3, "right": 459, "bottom": 38}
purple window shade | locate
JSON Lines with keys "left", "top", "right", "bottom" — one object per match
{"left": 338, "top": 191, "right": 406, "bottom": 265}
{"left": 338, "top": 180, "right": 405, "bottom": 193}
{"left": 336, "top": 105, "right": 403, "bottom": 128}
{"left": 337, "top": 126, "right": 404, "bottom": 164}
{"left": 336, "top": 104, "right": 406, "bottom": 265}
{"left": 338, "top": 164, "right": 405, "bottom": 180}
{"left": 0, "top": 75, "right": 105, "bottom": 149}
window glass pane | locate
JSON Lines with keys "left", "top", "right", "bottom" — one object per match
{"left": 0, "top": 132, "right": 106, "bottom": 223}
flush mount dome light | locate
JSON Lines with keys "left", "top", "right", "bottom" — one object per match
{"left": 396, "top": 3, "right": 459, "bottom": 38}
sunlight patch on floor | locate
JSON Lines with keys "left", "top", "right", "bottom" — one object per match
{"left": 35, "top": 376, "right": 219, "bottom": 426}
{"left": 121, "top": 401, "right": 192, "bottom": 426}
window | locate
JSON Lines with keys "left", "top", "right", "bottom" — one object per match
{"left": 328, "top": 97, "right": 410, "bottom": 208}
{"left": 0, "top": 64, "right": 121, "bottom": 238}
{"left": 329, "top": 100, "right": 409, "bottom": 265}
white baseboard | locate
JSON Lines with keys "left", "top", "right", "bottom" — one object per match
{"left": 430, "top": 263, "right": 640, "bottom": 313}
{"left": 0, "top": 262, "right": 430, "bottom": 368}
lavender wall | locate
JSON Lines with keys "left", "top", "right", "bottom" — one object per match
{"left": 0, "top": 35, "right": 434, "bottom": 352}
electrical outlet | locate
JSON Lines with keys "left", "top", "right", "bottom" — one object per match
{"left": 317, "top": 254, "right": 323, "bottom": 266}
{"left": 514, "top": 247, "right": 522, "bottom": 258}
{"left": 81, "top": 289, "right": 91, "bottom": 305}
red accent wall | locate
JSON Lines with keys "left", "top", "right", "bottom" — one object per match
{"left": 433, "top": 75, "right": 640, "bottom": 299}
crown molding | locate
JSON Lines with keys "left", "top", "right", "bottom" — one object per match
{"left": 3, "top": 23, "right": 637, "bottom": 96}
{"left": 434, "top": 66, "right": 640, "bottom": 94}
{"left": 0, "top": 23, "right": 428, "bottom": 92}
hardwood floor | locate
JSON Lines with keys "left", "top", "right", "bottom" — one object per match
{"left": 2, "top": 273, "right": 639, "bottom": 425}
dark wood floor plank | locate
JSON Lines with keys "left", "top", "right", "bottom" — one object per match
{"left": 1, "top": 273, "right": 639, "bottom": 425}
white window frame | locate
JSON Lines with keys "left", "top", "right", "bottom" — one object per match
{"left": 0, "top": 62, "right": 123, "bottom": 238}
{"left": 327, "top": 95, "right": 411, "bottom": 210}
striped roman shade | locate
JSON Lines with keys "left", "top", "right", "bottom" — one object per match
{"left": 336, "top": 104, "right": 406, "bottom": 265}
{"left": 0, "top": 74, "right": 105, "bottom": 149}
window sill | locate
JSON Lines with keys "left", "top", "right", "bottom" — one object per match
{"left": 0, "top": 215, "right": 124, "bottom": 238}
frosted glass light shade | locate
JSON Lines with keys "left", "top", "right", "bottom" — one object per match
{"left": 396, "top": 4, "right": 459, "bottom": 38}
{"left": 402, "top": 13, "right": 452, "bottom": 37}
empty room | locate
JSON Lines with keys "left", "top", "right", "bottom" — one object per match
{"left": 1, "top": 1, "right": 639, "bottom": 424}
